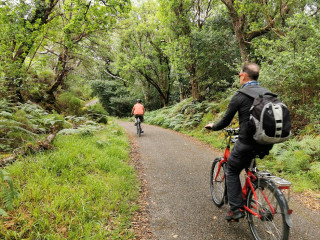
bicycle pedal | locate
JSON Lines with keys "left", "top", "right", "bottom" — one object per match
{"left": 228, "top": 219, "right": 239, "bottom": 223}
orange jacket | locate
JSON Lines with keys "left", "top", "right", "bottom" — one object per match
{"left": 132, "top": 103, "right": 145, "bottom": 115}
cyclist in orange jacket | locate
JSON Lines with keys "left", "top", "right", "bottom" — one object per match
{"left": 132, "top": 99, "right": 145, "bottom": 133}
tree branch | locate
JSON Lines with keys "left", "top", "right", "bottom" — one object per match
{"left": 104, "top": 67, "right": 129, "bottom": 84}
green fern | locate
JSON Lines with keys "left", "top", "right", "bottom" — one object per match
{"left": 309, "top": 162, "right": 320, "bottom": 186}
{"left": 0, "top": 99, "right": 14, "bottom": 113}
{"left": 0, "top": 208, "right": 8, "bottom": 217}
{"left": 0, "top": 169, "right": 19, "bottom": 213}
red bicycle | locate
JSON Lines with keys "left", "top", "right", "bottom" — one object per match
{"left": 210, "top": 128, "right": 293, "bottom": 240}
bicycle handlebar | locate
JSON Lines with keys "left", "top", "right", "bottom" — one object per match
{"left": 224, "top": 128, "right": 239, "bottom": 135}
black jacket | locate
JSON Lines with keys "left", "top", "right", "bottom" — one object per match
{"left": 212, "top": 85, "right": 270, "bottom": 145}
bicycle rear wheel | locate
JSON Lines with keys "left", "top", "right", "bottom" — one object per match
{"left": 210, "top": 157, "right": 226, "bottom": 207}
{"left": 137, "top": 121, "right": 141, "bottom": 137}
{"left": 138, "top": 122, "right": 141, "bottom": 137}
{"left": 136, "top": 119, "right": 140, "bottom": 136}
{"left": 247, "top": 179, "right": 290, "bottom": 240}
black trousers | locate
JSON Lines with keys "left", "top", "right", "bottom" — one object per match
{"left": 226, "top": 140, "right": 272, "bottom": 211}
{"left": 134, "top": 114, "right": 144, "bottom": 122}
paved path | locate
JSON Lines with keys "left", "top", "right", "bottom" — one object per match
{"left": 118, "top": 121, "right": 320, "bottom": 240}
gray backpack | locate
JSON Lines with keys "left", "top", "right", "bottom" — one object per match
{"left": 238, "top": 86, "right": 291, "bottom": 144}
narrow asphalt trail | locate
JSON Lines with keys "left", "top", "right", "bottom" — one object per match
{"left": 118, "top": 121, "right": 320, "bottom": 240}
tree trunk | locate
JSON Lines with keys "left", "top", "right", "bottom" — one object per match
{"left": 236, "top": 31, "right": 249, "bottom": 63}
{"left": 179, "top": 81, "right": 184, "bottom": 102}
{"left": 46, "top": 48, "right": 70, "bottom": 104}
{"left": 221, "top": 0, "right": 291, "bottom": 63}
{"left": 188, "top": 62, "right": 201, "bottom": 101}
{"left": 221, "top": 0, "right": 248, "bottom": 63}
{"left": 191, "top": 77, "right": 200, "bottom": 101}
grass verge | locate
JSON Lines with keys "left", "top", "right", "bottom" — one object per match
{"left": 0, "top": 122, "right": 139, "bottom": 239}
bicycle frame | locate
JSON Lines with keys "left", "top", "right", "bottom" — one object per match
{"left": 213, "top": 130, "right": 282, "bottom": 219}
{"left": 242, "top": 169, "right": 277, "bottom": 217}
{"left": 210, "top": 128, "right": 292, "bottom": 239}
{"left": 214, "top": 136, "right": 230, "bottom": 182}
{"left": 214, "top": 145, "right": 230, "bottom": 181}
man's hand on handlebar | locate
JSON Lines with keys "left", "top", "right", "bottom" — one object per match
{"left": 205, "top": 123, "right": 214, "bottom": 130}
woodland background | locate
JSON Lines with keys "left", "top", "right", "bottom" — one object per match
{"left": 0, "top": 0, "right": 319, "bottom": 237}
{"left": 1, "top": 0, "right": 319, "bottom": 180}
{"left": 1, "top": 0, "right": 319, "bottom": 122}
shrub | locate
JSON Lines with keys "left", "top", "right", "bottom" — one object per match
{"left": 145, "top": 98, "right": 209, "bottom": 130}
{"left": 0, "top": 99, "right": 14, "bottom": 113}
{"left": 309, "top": 162, "right": 320, "bottom": 186}
{"left": 57, "top": 92, "right": 83, "bottom": 115}
{"left": 289, "top": 150, "right": 311, "bottom": 173}
{"left": 42, "top": 112, "right": 69, "bottom": 131}
{"left": 88, "top": 102, "right": 108, "bottom": 115}
{"left": 37, "top": 69, "right": 55, "bottom": 85}
{"left": 85, "top": 102, "right": 108, "bottom": 124}
{"left": 12, "top": 109, "right": 33, "bottom": 130}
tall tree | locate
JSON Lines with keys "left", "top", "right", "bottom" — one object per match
{"left": 0, "top": 0, "right": 131, "bottom": 107}
{"left": 254, "top": 8, "right": 320, "bottom": 127}
{"left": 106, "top": 1, "right": 175, "bottom": 107}
{"left": 0, "top": 0, "right": 59, "bottom": 102}
{"left": 159, "top": 0, "right": 216, "bottom": 101}
{"left": 221, "top": 0, "right": 293, "bottom": 62}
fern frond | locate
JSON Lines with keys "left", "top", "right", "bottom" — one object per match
{"left": 0, "top": 169, "right": 19, "bottom": 211}
{"left": 0, "top": 208, "right": 8, "bottom": 217}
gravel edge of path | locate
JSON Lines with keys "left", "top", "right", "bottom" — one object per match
{"left": 126, "top": 132, "right": 153, "bottom": 240}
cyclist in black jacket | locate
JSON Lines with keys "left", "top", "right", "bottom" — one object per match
{"left": 205, "top": 63, "right": 273, "bottom": 221}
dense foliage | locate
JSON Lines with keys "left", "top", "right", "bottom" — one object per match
{"left": 256, "top": 11, "right": 320, "bottom": 130}
{"left": 0, "top": 99, "right": 107, "bottom": 152}
{"left": 0, "top": 0, "right": 130, "bottom": 107}
{"left": 1, "top": 0, "right": 318, "bottom": 124}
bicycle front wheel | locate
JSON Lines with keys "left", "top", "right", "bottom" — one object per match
{"left": 138, "top": 122, "right": 141, "bottom": 137}
{"left": 210, "top": 157, "right": 226, "bottom": 207}
{"left": 247, "top": 179, "right": 290, "bottom": 240}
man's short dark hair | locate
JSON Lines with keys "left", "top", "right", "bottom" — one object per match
{"left": 242, "top": 63, "right": 260, "bottom": 80}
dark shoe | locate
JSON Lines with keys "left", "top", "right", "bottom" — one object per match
{"left": 140, "top": 130, "right": 144, "bottom": 133}
{"left": 225, "top": 208, "right": 245, "bottom": 222}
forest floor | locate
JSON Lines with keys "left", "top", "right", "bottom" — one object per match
{"left": 118, "top": 121, "right": 320, "bottom": 240}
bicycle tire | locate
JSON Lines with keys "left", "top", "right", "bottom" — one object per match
{"left": 210, "top": 157, "right": 226, "bottom": 207}
{"left": 138, "top": 122, "right": 141, "bottom": 137}
{"left": 247, "top": 179, "right": 290, "bottom": 240}
{"left": 137, "top": 120, "right": 141, "bottom": 137}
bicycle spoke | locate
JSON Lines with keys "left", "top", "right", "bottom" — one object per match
{"left": 210, "top": 159, "right": 226, "bottom": 207}
{"left": 247, "top": 180, "right": 289, "bottom": 240}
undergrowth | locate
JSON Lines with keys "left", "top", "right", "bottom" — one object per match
{"left": 0, "top": 100, "right": 108, "bottom": 153}
{"left": 0, "top": 122, "right": 139, "bottom": 239}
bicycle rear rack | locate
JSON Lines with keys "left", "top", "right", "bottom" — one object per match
{"left": 256, "top": 171, "right": 292, "bottom": 188}
{"left": 256, "top": 170, "right": 292, "bottom": 203}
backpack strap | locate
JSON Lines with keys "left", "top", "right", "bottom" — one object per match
{"left": 238, "top": 86, "right": 275, "bottom": 99}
